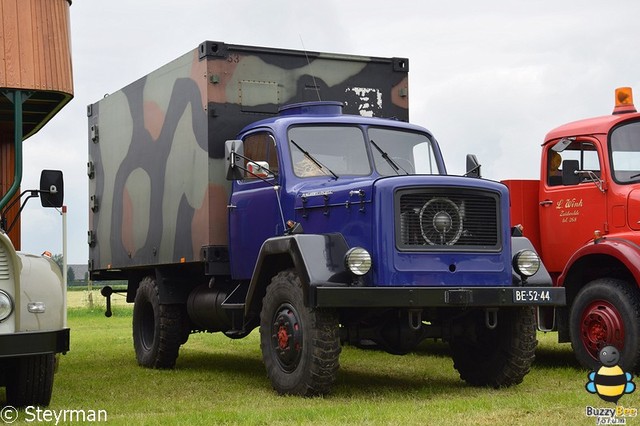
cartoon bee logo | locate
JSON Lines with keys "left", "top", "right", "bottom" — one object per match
{"left": 586, "top": 345, "right": 635, "bottom": 403}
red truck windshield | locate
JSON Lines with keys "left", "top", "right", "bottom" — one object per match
{"left": 610, "top": 121, "right": 640, "bottom": 183}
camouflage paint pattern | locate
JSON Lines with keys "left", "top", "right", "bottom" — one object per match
{"left": 88, "top": 41, "right": 409, "bottom": 273}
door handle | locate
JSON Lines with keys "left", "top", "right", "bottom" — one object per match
{"left": 539, "top": 200, "right": 553, "bottom": 206}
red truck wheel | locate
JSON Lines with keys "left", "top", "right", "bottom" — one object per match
{"left": 133, "top": 277, "right": 184, "bottom": 369}
{"left": 570, "top": 278, "right": 640, "bottom": 372}
{"left": 450, "top": 307, "right": 537, "bottom": 387}
{"left": 260, "top": 270, "right": 341, "bottom": 396}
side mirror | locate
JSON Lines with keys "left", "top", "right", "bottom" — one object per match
{"left": 225, "top": 139, "right": 244, "bottom": 180}
{"left": 562, "top": 160, "right": 580, "bottom": 185}
{"left": 40, "top": 170, "right": 64, "bottom": 207}
{"left": 465, "top": 154, "right": 481, "bottom": 178}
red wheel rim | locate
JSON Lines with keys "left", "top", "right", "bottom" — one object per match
{"left": 271, "top": 303, "right": 303, "bottom": 372}
{"left": 580, "top": 299, "right": 625, "bottom": 361}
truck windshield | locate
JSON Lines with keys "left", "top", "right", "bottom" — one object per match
{"left": 288, "top": 126, "right": 371, "bottom": 177}
{"left": 610, "top": 121, "right": 640, "bottom": 183}
{"left": 368, "top": 128, "right": 440, "bottom": 176}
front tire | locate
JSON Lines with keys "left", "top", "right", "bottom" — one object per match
{"left": 5, "top": 353, "right": 55, "bottom": 407}
{"left": 449, "top": 307, "right": 537, "bottom": 388}
{"left": 569, "top": 278, "right": 640, "bottom": 372}
{"left": 133, "top": 277, "right": 185, "bottom": 369}
{"left": 260, "top": 270, "right": 341, "bottom": 396}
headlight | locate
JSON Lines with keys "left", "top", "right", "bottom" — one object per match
{"left": 513, "top": 250, "right": 540, "bottom": 277}
{"left": 345, "top": 247, "right": 372, "bottom": 276}
{"left": 0, "top": 290, "right": 13, "bottom": 322}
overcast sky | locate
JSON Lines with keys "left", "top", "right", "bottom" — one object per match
{"left": 18, "top": 0, "right": 640, "bottom": 264}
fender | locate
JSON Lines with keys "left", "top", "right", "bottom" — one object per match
{"left": 557, "top": 237, "right": 640, "bottom": 288}
{"left": 244, "top": 233, "right": 351, "bottom": 317}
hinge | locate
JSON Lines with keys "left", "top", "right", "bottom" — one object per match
{"left": 90, "top": 195, "right": 99, "bottom": 212}
{"left": 88, "top": 231, "right": 96, "bottom": 247}
{"left": 90, "top": 124, "right": 99, "bottom": 143}
{"left": 87, "top": 161, "right": 95, "bottom": 179}
{"left": 323, "top": 194, "right": 330, "bottom": 216}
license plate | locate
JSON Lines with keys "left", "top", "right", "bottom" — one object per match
{"left": 513, "top": 289, "right": 552, "bottom": 303}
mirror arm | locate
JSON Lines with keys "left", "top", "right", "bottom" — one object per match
{"left": 0, "top": 190, "right": 40, "bottom": 233}
{"left": 577, "top": 170, "right": 606, "bottom": 193}
{"left": 229, "top": 151, "right": 278, "bottom": 186}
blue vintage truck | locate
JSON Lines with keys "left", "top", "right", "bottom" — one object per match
{"left": 90, "top": 41, "right": 565, "bottom": 396}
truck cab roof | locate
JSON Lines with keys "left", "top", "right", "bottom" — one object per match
{"left": 545, "top": 108, "right": 640, "bottom": 144}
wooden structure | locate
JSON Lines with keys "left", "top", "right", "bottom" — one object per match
{"left": 0, "top": 0, "right": 73, "bottom": 247}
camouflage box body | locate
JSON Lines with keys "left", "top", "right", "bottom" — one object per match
{"left": 88, "top": 41, "right": 409, "bottom": 273}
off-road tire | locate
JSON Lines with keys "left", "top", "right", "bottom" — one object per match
{"left": 260, "top": 270, "right": 341, "bottom": 396}
{"left": 133, "top": 277, "right": 184, "bottom": 369}
{"left": 569, "top": 278, "right": 640, "bottom": 372}
{"left": 449, "top": 307, "right": 537, "bottom": 388}
{"left": 5, "top": 353, "right": 55, "bottom": 407}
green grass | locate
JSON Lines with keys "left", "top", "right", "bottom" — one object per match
{"left": 4, "top": 304, "right": 640, "bottom": 425}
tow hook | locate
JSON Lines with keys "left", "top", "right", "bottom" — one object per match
{"left": 408, "top": 309, "right": 422, "bottom": 331}
{"left": 485, "top": 308, "right": 498, "bottom": 330}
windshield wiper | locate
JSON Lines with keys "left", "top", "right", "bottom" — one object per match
{"left": 290, "top": 139, "right": 338, "bottom": 179}
{"left": 370, "top": 139, "right": 409, "bottom": 175}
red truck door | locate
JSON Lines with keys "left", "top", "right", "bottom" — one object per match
{"left": 539, "top": 138, "right": 607, "bottom": 273}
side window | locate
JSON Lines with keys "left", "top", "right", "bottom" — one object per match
{"left": 242, "top": 132, "right": 278, "bottom": 180}
{"left": 550, "top": 140, "right": 601, "bottom": 186}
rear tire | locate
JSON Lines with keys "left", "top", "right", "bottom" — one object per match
{"left": 449, "top": 307, "right": 537, "bottom": 388}
{"left": 5, "top": 353, "right": 55, "bottom": 407}
{"left": 260, "top": 270, "right": 341, "bottom": 396}
{"left": 133, "top": 277, "right": 184, "bottom": 368}
{"left": 569, "top": 278, "right": 640, "bottom": 372}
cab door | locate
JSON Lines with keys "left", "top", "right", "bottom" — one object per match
{"left": 539, "top": 137, "right": 607, "bottom": 273}
{"left": 228, "top": 132, "right": 282, "bottom": 279}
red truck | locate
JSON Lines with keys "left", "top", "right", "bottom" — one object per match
{"left": 504, "top": 87, "right": 640, "bottom": 372}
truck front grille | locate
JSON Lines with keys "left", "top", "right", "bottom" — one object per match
{"left": 396, "top": 188, "right": 500, "bottom": 251}
{"left": 0, "top": 246, "right": 9, "bottom": 280}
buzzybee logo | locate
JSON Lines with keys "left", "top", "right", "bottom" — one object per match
{"left": 586, "top": 346, "right": 635, "bottom": 403}
{"left": 584, "top": 346, "right": 637, "bottom": 424}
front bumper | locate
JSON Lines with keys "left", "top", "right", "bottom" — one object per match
{"left": 312, "top": 286, "right": 565, "bottom": 308}
{"left": 0, "top": 328, "right": 70, "bottom": 358}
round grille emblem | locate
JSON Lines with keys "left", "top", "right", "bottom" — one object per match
{"left": 419, "top": 197, "right": 463, "bottom": 245}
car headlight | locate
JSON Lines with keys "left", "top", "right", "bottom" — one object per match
{"left": 345, "top": 247, "right": 372, "bottom": 276}
{"left": 0, "top": 290, "right": 13, "bottom": 322}
{"left": 513, "top": 249, "right": 540, "bottom": 277}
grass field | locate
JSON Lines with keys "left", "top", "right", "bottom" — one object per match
{"left": 3, "top": 291, "right": 639, "bottom": 425}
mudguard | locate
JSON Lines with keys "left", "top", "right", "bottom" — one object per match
{"left": 557, "top": 236, "right": 640, "bottom": 288}
{"left": 244, "top": 233, "right": 351, "bottom": 316}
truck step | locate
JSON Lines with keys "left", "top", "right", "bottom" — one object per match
{"left": 221, "top": 282, "right": 248, "bottom": 310}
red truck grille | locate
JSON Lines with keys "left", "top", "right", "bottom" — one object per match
{"left": 396, "top": 189, "right": 500, "bottom": 250}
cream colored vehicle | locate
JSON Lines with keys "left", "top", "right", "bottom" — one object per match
{"left": 0, "top": 227, "right": 69, "bottom": 406}
{"left": 0, "top": 0, "right": 73, "bottom": 407}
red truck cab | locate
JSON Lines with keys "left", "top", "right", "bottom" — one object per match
{"left": 504, "top": 87, "right": 640, "bottom": 371}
